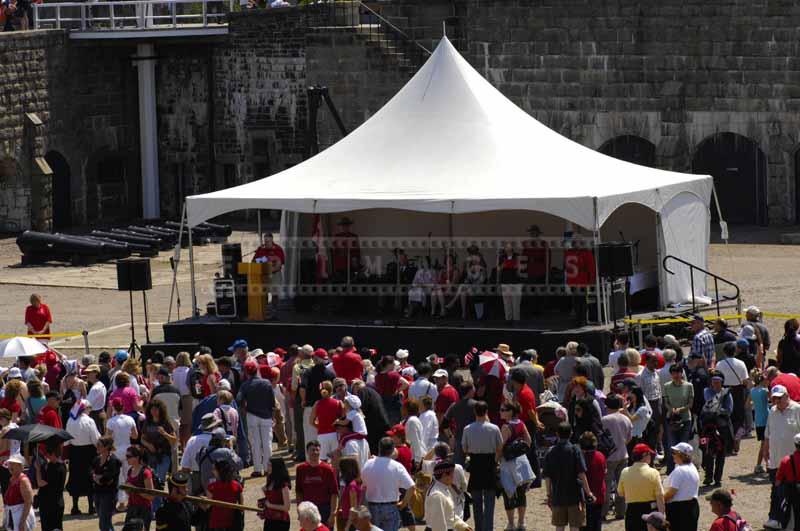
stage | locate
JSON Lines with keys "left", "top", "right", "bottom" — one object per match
{"left": 161, "top": 310, "right": 616, "bottom": 363}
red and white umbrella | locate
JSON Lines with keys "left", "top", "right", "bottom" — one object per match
{"left": 478, "top": 351, "right": 509, "bottom": 379}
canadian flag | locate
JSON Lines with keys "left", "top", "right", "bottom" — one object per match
{"left": 312, "top": 214, "right": 329, "bottom": 282}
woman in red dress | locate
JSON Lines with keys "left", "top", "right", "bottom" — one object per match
{"left": 207, "top": 459, "right": 244, "bottom": 531}
{"left": 258, "top": 457, "right": 291, "bottom": 531}
{"left": 24, "top": 294, "right": 52, "bottom": 343}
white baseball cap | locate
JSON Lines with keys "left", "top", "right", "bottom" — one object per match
{"left": 217, "top": 379, "right": 232, "bottom": 392}
{"left": 433, "top": 369, "right": 448, "bottom": 379}
{"left": 396, "top": 349, "right": 409, "bottom": 360}
{"left": 771, "top": 384, "right": 788, "bottom": 398}
{"left": 670, "top": 442, "right": 693, "bottom": 456}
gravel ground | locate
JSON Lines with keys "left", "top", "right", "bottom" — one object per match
{"left": 0, "top": 232, "right": 797, "bottom": 529}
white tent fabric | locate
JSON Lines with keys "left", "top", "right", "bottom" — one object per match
{"left": 186, "top": 37, "right": 712, "bottom": 304}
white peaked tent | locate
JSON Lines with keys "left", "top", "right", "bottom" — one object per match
{"left": 186, "top": 36, "right": 713, "bottom": 309}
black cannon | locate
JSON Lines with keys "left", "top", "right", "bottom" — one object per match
{"left": 16, "top": 231, "right": 131, "bottom": 266}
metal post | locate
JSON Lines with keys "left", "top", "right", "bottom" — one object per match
{"left": 592, "top": 198, "right": 603, "bottom": 325}
{"left": 110, "top": 3, "right": 115, "bottom": 28}
{"left": 714, "top": 277, "right": 720, "bottom": 316}
{"left": 202, "top": 0, "right": 207, "bottom": 26}
{"left": 82, "top": 330, "right": 90, "bottom": 358}
{"left": 167, "top": 202, "right": 186, "bottom": 322}
{"left": 690, "top": 268, "right": 696, "bottom": 315}
{"left": 257, "top": 210, "right": 262, "bottom": 245}
{"left": 136, "top": 43, "right": 160, "bottom": 219}
{"left": 188, "top": 216, "right": 199, "bottom": 317}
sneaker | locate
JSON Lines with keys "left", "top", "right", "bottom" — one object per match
{"left": 656, "top": 452, "right": 665, "bottom": 462}
{"left": 250, "top": 470, "right": 264, "bottom": 478}
{"left": 754, "top": 464, "right": 766, "bottom": 474}
{"left": 765, "top": 519, "right": 782, "bottom": 529}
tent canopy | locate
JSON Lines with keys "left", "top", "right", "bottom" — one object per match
{"left": 186, "top": 36, "right": 712, "bottom": 229}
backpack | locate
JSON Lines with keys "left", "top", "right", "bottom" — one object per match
{"left": 596, "top": 428, "right": 617, "bottom": 458}
{"left": 408, "top": 485, "right": 426, "bottom": 520}
{"left": 721, "top": 512, "right": 753, "bottom": 531}
{"left": 187, "top": 364, "right": 204, "bottom": 399}
{"left": 700, "top": 388, "right": 730, "bottom": 426}
{"left": 216, "top": 407, "right": 233, "bottom": 435}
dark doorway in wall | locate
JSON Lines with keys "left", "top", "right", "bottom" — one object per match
{"left": 46, "top": 151, "right": 71, "bottom": 230}
{"left": 598, "top": 135, "right": 656, "bottom": 168}
{"left": 692, "top": 133, "right": 767, "bottom": 225}
{"left": 86, "top": 149, "right": 139, "bottom": 224}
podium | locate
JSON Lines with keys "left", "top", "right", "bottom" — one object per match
{"left": 237, "top": 262, "right": 272, "bottom": 321}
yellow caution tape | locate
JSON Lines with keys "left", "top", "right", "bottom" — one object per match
{"left": 0, "top": 332, "right": 84, "bottom": 339}
{"left": 625, "top": 310, "right": 800, "bottom": 326}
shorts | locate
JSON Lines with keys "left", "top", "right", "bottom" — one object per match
{"left": 756, "top": 426, "right": 766, "bottom": 441}
{"left": 551, "top": 504, "right": 585, "bottom": 527}
{"left": 502, "top": 485, "right": 527, "bottom": 510}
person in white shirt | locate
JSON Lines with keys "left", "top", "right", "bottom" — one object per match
{"left": 765, "top": 385, "right": 800, "bottom": 529}
{"left": 657, "top": 349, "right": 682, "bottom": 389}
{"left": 422, "top": 442, "right": 468, "bottom": 519}
{"left": 172, "top": 352, "right": 193, "bottom": 447}
{"left": 716, "top": 342, "right": 750, "bottom": 453}
{"left": 403, "top": 399, "right": 426, "bottom": 465}
{"left": 362, "top": 438, "right": 414, "bottom": 531}
{"left": 419, "top": 395, "right": 439, "bottom": 453}
{"left": 332, "top": 416, "right": 370, "bottom": 469}
{"left": 663, "top": 442, "right": 700, "bottom": 531}
{"left": 105, "top": 398, "right": 137, "bottom": 508}
{"left": 65, "top": 400, "right": 101, "bottom": 514}
{"left": 344, "top": 394, "right": 368, "bottom": 435}
{"left": 408, "top": 362, "right": 438, "bottom": 402}
{"left": 425, "top": 460, "right": 471, "bottom": 531}
{"left": 607, "top": 333, "right": 630, "bottom": 370}
{"left": 179, "top": 413, "right": 222, "bottom": 495}
{"left": 84, "top": 364, "right": 107, "bottom": 433}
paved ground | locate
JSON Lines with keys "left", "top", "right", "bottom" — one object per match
{"left": 0, "top": 228, "right": 798, "bottom": 529}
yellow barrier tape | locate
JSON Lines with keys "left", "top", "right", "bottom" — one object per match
{"left": 0, "top": 332, "right": 83, "bottom": 339}
{"left": 762, "top": 312, "right": 800, "bottom": 320}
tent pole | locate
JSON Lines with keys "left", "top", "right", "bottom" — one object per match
{"left": 187, "top": 208, "right": 199, "bottom": 318}
{"left": 593, "top": 197, "right": 604, "bottom": 325}
{"left": 257, "top": 210, "right": 262, "bottom": 245}
{"left": 167, "top": 202, "right": 186, "bottom": 322}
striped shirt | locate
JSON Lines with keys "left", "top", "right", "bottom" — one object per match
{"left": 691, "top": 329, "right": 716, "bottom": 366}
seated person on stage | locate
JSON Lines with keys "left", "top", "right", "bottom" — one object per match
{"left": 430, "top": 253, "right": 457, "bottom": 318}
{"left": 331, "top": 217, "right": 362, "bottom": 282}
{"left": 446, "top": 246, "right": 487, "bottom": 320}
{"left": 406, "top": 257, "right": 435, "bottom": 318}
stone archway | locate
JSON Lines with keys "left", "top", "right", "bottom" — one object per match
{"left": 598, "top": 135, "right": 656, "bottom": 168}
{"left": 45, "top": 151, "right": 71, "bottom": 230}
{"left": 692, "top": 133, "right": 768, "bottom": 225}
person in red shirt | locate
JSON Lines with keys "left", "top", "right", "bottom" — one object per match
{"left": 767, "top": 367, "right": 800, "bottom": 402}
{"left": 708, "top": 488, "right": 747, "bottom": 531}
{"left": 252, "top": 233, "right": 285, "bottom": 272}
{"left": 433, "top": 369, "right": 458, "bottom": 423}
{"left": 610, "top": 352, "right": 640, "bottom": 395}
{"left": 776, "top": 433, "right": 800, "bottom": 524}
{"left": 310, "top": 381, "right": 344, "bottom": 461}
{"left": 125, "top": 446, "right": 154, "bottom": 529}
{"left": 25, "top": 293, "right": 52, "bottom": 343}
{"left": 509, "top": 369, "right": 545, "bottom": 487}
{"left": 298, "top": 500, "right": 332, "bottom": 531}
{"left": 37, "top": 391, "right": 62, "bottom": 430}
{"left": 207, "top": 459, "right": 244, "bottom": 531}
{"left": 386, "top": 423, "right": 413, "bottom": 473}
{"left": 332, "top": 337, "right": 364, "bottom": 385}
{"left": 579, "top": 431, "right": 607, "bottom": 531}
{"left": 296, "top": 441, "right": 338, "bottom": 528}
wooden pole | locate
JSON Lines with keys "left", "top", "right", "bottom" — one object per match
{"left": 120, "top": 484, "right": 261, "bottom": 512}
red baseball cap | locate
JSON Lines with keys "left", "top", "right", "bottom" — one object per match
{"left": 313, "top": 348, "right": 329, "bottom": 360}
{"left": 386, "top": 423, "right": 405, "bottom": 437}
{"left": 274, "top": 347, "right": 287, "bottom": 356}
{"left": 632, "top": 443, "right": 656, "bottom": 457}
{"left": 243, "top": 360, "right": 258, "bottom": 375}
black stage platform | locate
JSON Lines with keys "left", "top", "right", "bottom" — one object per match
{"left": 162, "top": 312, "right": 615, "bottom": 363}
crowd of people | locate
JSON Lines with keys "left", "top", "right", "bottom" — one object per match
{"left": 4, "top": 303, "right": 800, "bottom": 530}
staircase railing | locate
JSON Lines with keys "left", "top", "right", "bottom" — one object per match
{"left": 311, "top": 1, "right": 431, "bottom": 68}
{"left": 662, "top": 255, "right": 741, "bottom": 317}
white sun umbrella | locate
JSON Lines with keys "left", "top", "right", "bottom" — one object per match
{"left": 0, "top": 336, "right": 48, "bottom": 358}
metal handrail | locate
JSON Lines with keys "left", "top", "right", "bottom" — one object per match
{"left": 357, "top": 2, "right": 431, "bottom": 56}
{"left": 662, "top": 254, "right": 741, "bottom": 317}
{"left": 33, "top": 0, "right": 234, "bottom": 31}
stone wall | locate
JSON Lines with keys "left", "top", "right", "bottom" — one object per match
{"left": 377, "top": 0, "right": 800, "bottom": 224}
{"left": 0, "top": 29, "right": 139, "bottom": 230}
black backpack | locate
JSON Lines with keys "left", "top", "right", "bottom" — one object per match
{"left": 700, "top": 388, "right": 730, "bottom": 425}
{"left": 187, "top": 364, "right": 204, "bottom": 399}
{"left": 597, "top": 428, "right": 617, "bottom": 458}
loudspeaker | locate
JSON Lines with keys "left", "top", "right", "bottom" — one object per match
{"left": 221, "top": 243, "right": 242, "bottom": 278}
{"left": 116, "top": 258, "right": 152, "bottom": 291}
{"left": 214, "top": 278, "right": 237, "bottom": 318}
{"left": 598, "top": 242, "right": 634, "bottom": 278}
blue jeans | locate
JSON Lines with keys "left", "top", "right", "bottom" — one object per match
{"left": 470, "top": 489, "right": 496, "bottom": 531}
{"left": 94, "top": 491, "right": 116, "bottom": 531}
{"left": 368, "top": 502, "right": 401, "bottom": 531}
{"left": 150, "top": 454, "right": 171, "bottom": 513}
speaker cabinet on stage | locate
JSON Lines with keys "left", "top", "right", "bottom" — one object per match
{"left": 588, "top": 282, "right": 627, "bottom": 322}
{"left": 116, "top": 258, "right": 152, "bottom": 291}
{"left": 598, "top": 242, "right": 634, "bottom": 278}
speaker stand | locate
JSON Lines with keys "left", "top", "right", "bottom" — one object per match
{"left": 127, "top": 290, "right": 143, "bottom": 359}
{"left": 142, "top": 290, "right": 151, "bottom": 344}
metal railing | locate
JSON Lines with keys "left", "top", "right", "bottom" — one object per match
{"left": 662, "top": 254, "right": 742, "bottom": 317}
{"left": 33, "top": 0, "right": 234, "bottom": 31}
{"left": 311, "top": 1, "right": 431, "bottom": 69}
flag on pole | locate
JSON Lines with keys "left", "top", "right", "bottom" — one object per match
{"left": 312, "top": 214, "right": 329, "bottom": 282}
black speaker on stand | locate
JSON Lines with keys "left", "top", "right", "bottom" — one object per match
{"left": 221, "top": 243, "right": 247, "bottom": 319}
{"left": 116, "top": 258, "right": 153, "bottom": 358}
{"left": 597, "top": 242, "right": 634, "bottom": 331}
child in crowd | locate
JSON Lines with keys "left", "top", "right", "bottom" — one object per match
{"left": 750, "top": 369, "right": 769, "bottom": 473}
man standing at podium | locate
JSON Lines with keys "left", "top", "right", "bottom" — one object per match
{"left": 253, "top": 233, "right": 285, "bottom": 315}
